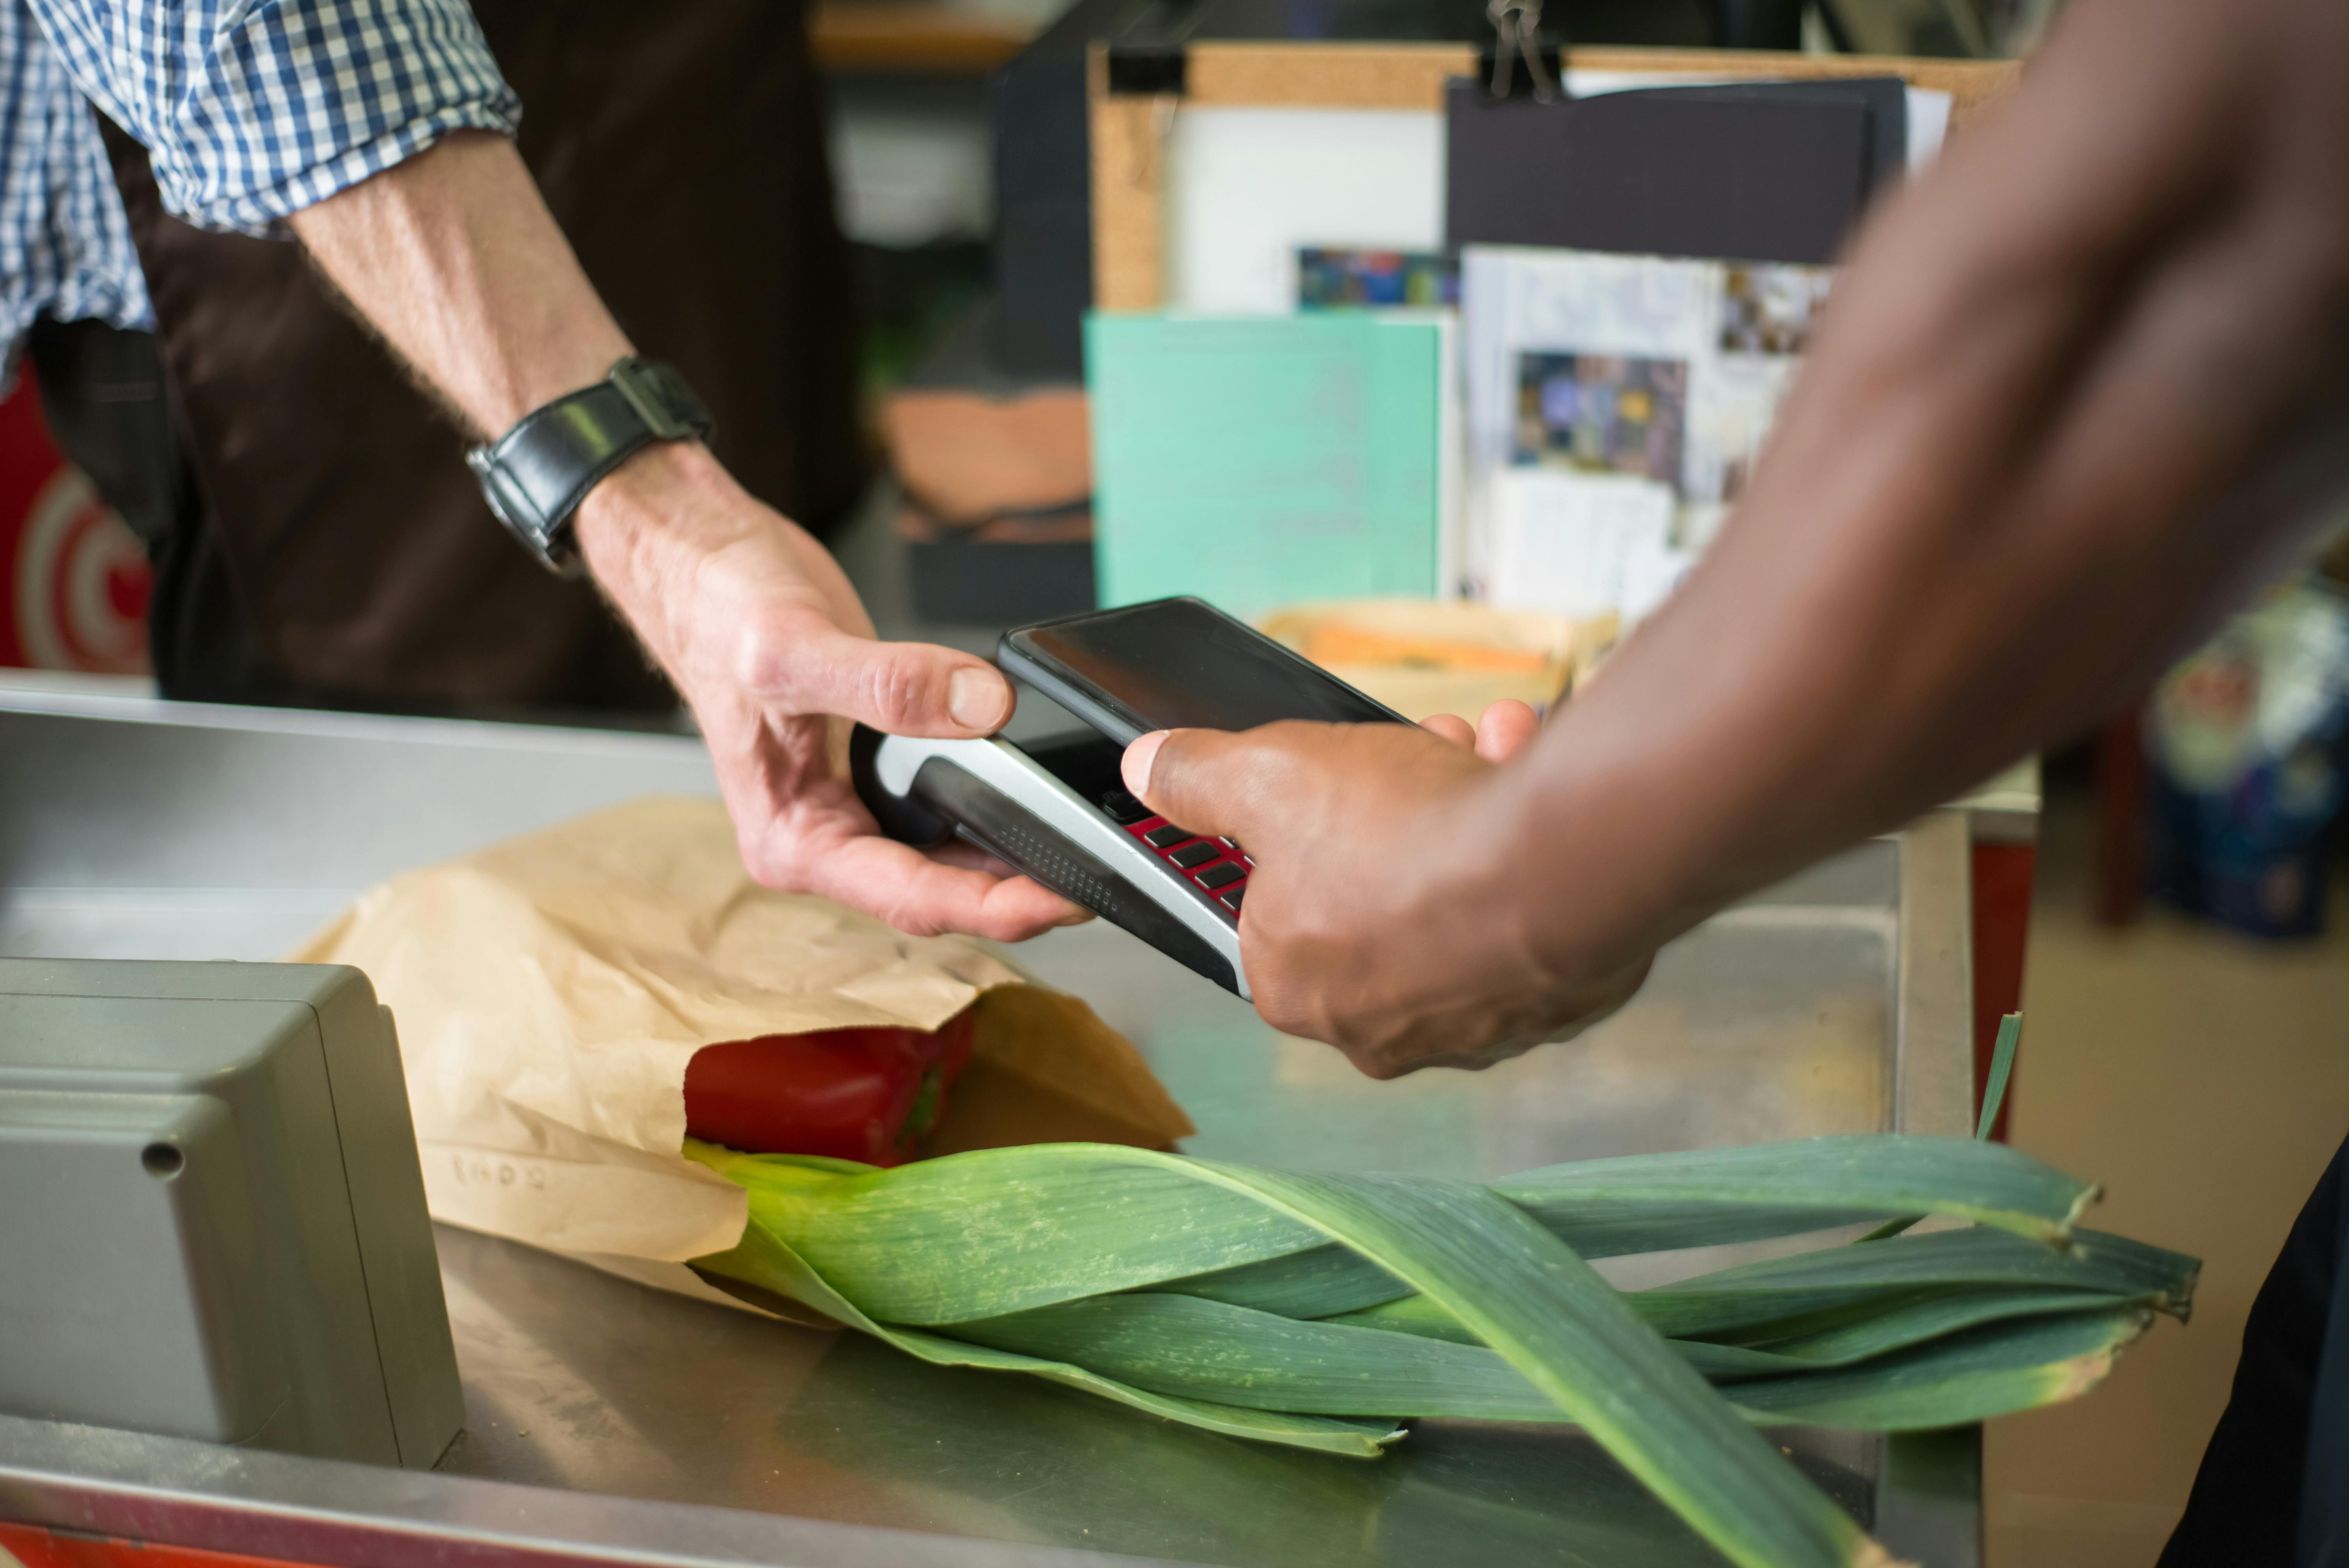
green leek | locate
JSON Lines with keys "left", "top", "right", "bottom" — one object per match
{"left": 686, "top": 1132, "right": 2191, "bottom": 1568}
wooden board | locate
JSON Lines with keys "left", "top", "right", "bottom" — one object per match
{"left": 813, "top": 2, "right": 1033, "bottom": 73}
{"left": 1090, "top": 43, "right": 2019, "bottom": 310}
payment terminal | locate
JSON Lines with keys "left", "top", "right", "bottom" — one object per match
{"left": 851, "top": 598, "right": 1408, "bottom": 996}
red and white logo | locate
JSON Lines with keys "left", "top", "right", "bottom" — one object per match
{"left": 0, "top": 374, "right": 152, "bottom": 675}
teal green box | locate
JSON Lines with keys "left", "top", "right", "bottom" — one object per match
{"left": 1086, "top": 313, "right": 1443, "bottom": 620}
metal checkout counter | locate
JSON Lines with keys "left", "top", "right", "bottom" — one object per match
{"left": 0, "top": 659, "right": 1992, "bottom": 1568}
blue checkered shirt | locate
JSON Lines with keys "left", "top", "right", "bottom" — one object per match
{"left": 1, "top": 0, "right": 519, "bottom": 384}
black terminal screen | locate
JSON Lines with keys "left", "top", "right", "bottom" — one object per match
{"left": 1012, "top": 599, "right": 1403, "bottom": 736}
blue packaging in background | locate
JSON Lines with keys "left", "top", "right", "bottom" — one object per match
{"left": 1297, "top": 248, "right": 1460, "bottom": 310}
{"left": 2146, "top": 578, "right": 2349, "bottom": 939}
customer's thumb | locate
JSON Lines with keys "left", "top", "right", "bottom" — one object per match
{"left": 1123, "top": 728, "right": 1248, "bottom": 841}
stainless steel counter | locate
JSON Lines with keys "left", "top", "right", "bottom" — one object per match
{"left": 0, "top": 683, "right": 1981, "bottom": 1568}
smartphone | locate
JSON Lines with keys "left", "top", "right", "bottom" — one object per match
{"left": 997, "top": 597, "right": 1411, "bottom": 744}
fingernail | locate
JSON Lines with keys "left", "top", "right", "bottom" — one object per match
{"left": 1122, "top": 731, "right": 1169, "bottom": 796}
{"left": 948, "top": 667, "right": 1007, "bottom": 731}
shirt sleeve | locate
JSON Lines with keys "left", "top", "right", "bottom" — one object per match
{"left": 0, "top": 1, "right": 155, "bottom": 389}
{"left": 24, "top": 0, "right": 520, "bottom": 236}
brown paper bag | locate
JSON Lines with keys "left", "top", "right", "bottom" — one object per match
{"left": 292, "top": 796, "right": 1192, "bottom": 1306}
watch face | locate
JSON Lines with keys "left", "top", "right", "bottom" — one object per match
{"left": 464, "top": 448, "right": 518, "bottom": 527}
{"left": 470, "top": 444, "right": 582, "bottom": 576}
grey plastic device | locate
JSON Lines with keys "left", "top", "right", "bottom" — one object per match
{"left": 851, "top": 719, "right": 1252, "bottom": 998}
{"left": 0, "top": 958, "right": 463, "bottom": 1468}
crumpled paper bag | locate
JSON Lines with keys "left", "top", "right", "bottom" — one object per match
{"left": 292, "top": 795, "right": 1192, "bottom": 1307}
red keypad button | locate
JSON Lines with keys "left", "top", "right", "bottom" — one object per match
{"left": 1123, "top": 812, "right": 1248, "bottom": 917}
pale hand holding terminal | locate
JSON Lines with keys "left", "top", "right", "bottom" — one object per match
{"left": 573, "top": 443, "right": 1088, "bottom": 939}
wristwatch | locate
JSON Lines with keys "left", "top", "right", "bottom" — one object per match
{"left": 466, "top": 356, "right": 714, "bottom": 576}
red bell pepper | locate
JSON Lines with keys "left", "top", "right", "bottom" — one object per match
{"left": 683, "top": 1006, "right": 976, "bottom": 1167}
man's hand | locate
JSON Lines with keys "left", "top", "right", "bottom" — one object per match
{"left": 290, "top": 132, "right": 1082, "bottom": 940}
{"left": 1122, "top": 705, "right": 1650, "bottom": 1077}
{"left": 575, "top": 442, "right": 1087, "bottom": 939}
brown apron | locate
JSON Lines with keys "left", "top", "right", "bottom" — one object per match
{"left": 102, "top": 0, "right": 865, "bottom": 714}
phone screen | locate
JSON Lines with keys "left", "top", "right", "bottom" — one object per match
{"left": 1012, "top": 599, "right": 1403, "bottom": 734}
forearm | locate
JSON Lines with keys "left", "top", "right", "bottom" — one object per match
{"left": 1469, "top": 0, "right": 2349, "bottom": 984}
{"left": 284, "top": 130, "right": 870, "bottom": 643}
{"left": 288, "top": 130, "right": 627, "bottom": 436}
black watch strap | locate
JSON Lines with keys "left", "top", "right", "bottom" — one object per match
{"left": 466, "top": 356, "right": 714, "bottom": 576}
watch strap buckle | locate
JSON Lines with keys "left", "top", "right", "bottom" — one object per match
{"left": 465, "top": 356, "right": 715, "bottom": 577}
{"left": 610, "top": 358, "right": 702, "bottom": 442}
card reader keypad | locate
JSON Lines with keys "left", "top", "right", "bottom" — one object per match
{"left": 1102, "top": 791, "right": 1252, "bottom": 921}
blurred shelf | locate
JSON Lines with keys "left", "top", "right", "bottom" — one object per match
{"left": 811, "top": 2, "right": 1037, "bottom": 72}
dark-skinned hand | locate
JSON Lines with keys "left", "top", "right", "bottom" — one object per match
{"left": 1121, "top": 702, "right": 1652, "bottom": 1078}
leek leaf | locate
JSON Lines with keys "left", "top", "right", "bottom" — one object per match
{"left": 1975, "top": 1014, "right": 2023, "bottom": 1143}
{"left": 700, "top": 1142, "right": 1327, "bottom": 1324}
{"left": 1675, "top": 1289, "right": 2140, "bottom": 1377}
{"left": 1156, "top": 1135, "right": 2094, "bottom": 1322}
{"left": 1155, "top": 1206, "right": 1884, "bottom": 1319}
{"left": 1499, "top": 1134, "right": 2092, "bottom": 1244}
{"left": 954, "top": 1280, "right": 2148, "bottom": 1431}
{"left": 1625, "top": 1225, "right": 2196, "bottom": 1340}
{"left": 699, "top": 1194, "right": 1405, "bottom": 1458}
{"left": 1173, "top": 1164, "right": 1881, "bottom": 1568}
{"left": 1329, "top": 1282, "right": 2148, "bottom": 1377}
{"left": 1320, "top": 1224, "right": 2196, "bottom": 1349}
{"left": 954, "top": 1291, "right": 1563, "bottom": 1420}
{"left": 1866, "top": 1014, "right": 2028, "bottom": 1241}
{"left": 1722, "top": 1308, "right": 2148, "bottom": 1429}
